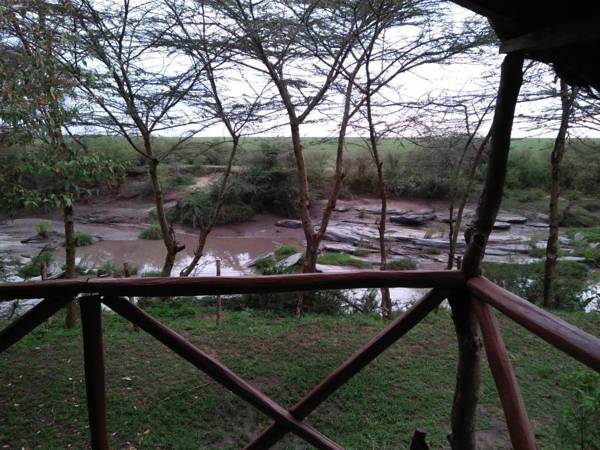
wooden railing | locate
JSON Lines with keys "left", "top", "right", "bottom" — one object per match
{"left": 1, "top": 270, "right": 599, "bottom": 450}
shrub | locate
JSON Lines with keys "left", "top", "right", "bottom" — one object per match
{"left": 97, "top": 261, "right": 139, "bottom": 277}
{"left": 558, "top": 370, "right": 600, "bottom": 449}
{"left": 169, "top": 173, "right": 195, "bottom": 189}
{"left": 568, "top": 226, "right": 600, "bottom": 243}
{"left": 482, "top": 261, "right": 590, "bottom": 309}
{"left": 73, "top": 231, "right": 94, "bottom": 247}
{"left": 138, "top": 224, "right": 163, "bottom": 240}
{"left": 17, "top": 251, "right": 53, "bottom": 279}
{"left": 36, "top": 220, "right": 52, "bottom": 238}
{"left": 168, "top": 188, "right": 254, "bottom": 228}
{"left": 387, "top": 258, "right": 417, "bottom": 270}
{"left": 561, "top": 205, "right": 598, "bottom": 228}
{"left": 317, "top": 252, "right": 371, "bottom": 268}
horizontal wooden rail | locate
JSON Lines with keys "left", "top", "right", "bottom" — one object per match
{"left": 245, "top": 288, "right": 447, "bottom": 449}
{"left": 468, "top": 277, "right": 600, "bottom": 372}
{"left": 0, "top": 270, "right": 465, "bottom": 301}
{"left": 102, "top": 296, "right": 342, "bottom": 450}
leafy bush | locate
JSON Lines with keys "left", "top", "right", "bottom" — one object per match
{"left": 73, "top": 231, "right": 94, "bottom": 247}
{"left": 168, "top": 188, "right": 254, "bottom": 228}
{"left": 558, "top": 370, "right": 600, "bottom": 449}
{"left": 387, "top": 258, "right": 417, "bottom": 270}
{"left": 561, "top": 205, "right": 598, "bottom": 228}
{"left": 482, "top": 261, "right": 590, "bottom": 309}
{"left": 141, "top": 270, "right": 163, "bottom": 277}
{"left": 17, "top": 251, "right": 53, "bottom": 279}
{"left": 568, "top": 226, "right": 600, "bottom": 243}
{"left": 170, "top": 144, "right": 300, "bottom": 227}
{"left": 36, "top": 220, "right": 52, "bottom": 238}
{"left": 138, "top": 224, "right": 163, "bottom": 240}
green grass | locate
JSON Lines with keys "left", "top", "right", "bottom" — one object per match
{"left": 138, "top": 224, "right": 163, "bottom": 240}
{"left": 73, "top": 231, "right": 94, "bottom": 247}
{"left": 274, "top": 244, "right": 298, "bottom": 259}
{"left": 0, "top": 306, "right": 598, "bottom": 449}
{"left": 317, "top": 252, "right": 372, "bottom": 268}
{"left": 568, "top": 226, "right": 600, "bottom": 243}
{"left": 387, "top": 257, "right": 418, "bottom": 270}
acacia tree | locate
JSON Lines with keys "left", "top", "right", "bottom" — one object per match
{"left": 1, "top": 0, "right": 118, "bottom": 326}
{"left": 543, "top": 79, "right": 578, "bottom": 307}
{"left": 213, "top": 0, "right": 367, "bottom": 276}
{"left": 71, "top": 0, "right": 203, "bottom": 276}
{"left": 349, "top": 3, "right": 492, "bottom": 316}
{"left": 163, "top": 0, "right": 271, "bottom": 277}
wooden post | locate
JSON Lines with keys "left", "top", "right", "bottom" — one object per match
{"left": 215, "top": 259, "right": 222, "bottom": 327}
{"left": 410, "top": 429, "right": 430, "bottom": 450}
{"left": 472, "top": 299, "right": 537, "bottom": 450}
{"left": 80, "top": 296, "right": 109, "bottom": 450}
{"left": 450, "top": 52, "right": 525, "bottom": 450}
{"left": 122, "top": 262, "right": 139, "bottom": 332}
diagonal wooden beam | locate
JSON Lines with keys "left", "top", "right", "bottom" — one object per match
{"left": 244, "top": 288, "right": 448, "bottom": 449}
{"left": 472, "top": 298, "right": 536, "bottom": 450}
{"left": 0, "top": 296, "right": 71, "bottom": 354}
{"left": 101, "top": 296, "right": 342, "bottom": 450}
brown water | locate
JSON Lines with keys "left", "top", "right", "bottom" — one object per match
{"left": 75, "top": 233, "right": 304, "bottom": 276}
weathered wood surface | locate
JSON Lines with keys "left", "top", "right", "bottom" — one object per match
{"left": 468, "top": 277, "right": 600, "bottom": 372}
{"left": 0, "top": 296, "right": 70, "bottom": 353}
{"left": 102, "top": 296, "right": 342, "bottom": 450}
{"left": 244, "top": 289, "right": 447, "bottom": 449}
{"left": 0, "top": 270, "right": 465, "bottom": 300}
{"left": 472, "top": 299, "right": 537, "bottom": 450}
{"left": 80, "top": 297, "right": 109, "bottom": 450}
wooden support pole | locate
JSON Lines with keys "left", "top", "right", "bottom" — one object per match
{"left": 409, "top": 429, "right": 430, "bottom": 450}
{"left": 215, "top": 259, "right": 222, "bottom": 327}
{"left": 0, "top": 297, "right": 70, "bottom": 354}
{"left": 472, "top": 299, "right": 537, "bottom": 450}
{"left": 80, "top": 296, "right": 109, "bottom": 450}
{"left": 450, "top": 52, "right": 525, "bottom": 450}
{"left": 244, "top": 289, "right": 447, "bottom": 449}
{"left": 101, "top": 296, "right": 342, "bottom": 450}
{"left": 468, "top": 277, "right": 600, "bottom": 372}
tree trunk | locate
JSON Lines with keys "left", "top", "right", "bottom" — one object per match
{"left": 63, "top": 204, "right": 77, "bottom": 328}
{"left": 543, "top": 80, "right": 577, "bottom": 308}
{"left": 148, "top": 158, "right": 182, "bottom": 277}
{"left": 180, "top": 137, "right": 239, "bottom": 277}
{"left": 450, "top": 52, "right": 524, "bottom": 450}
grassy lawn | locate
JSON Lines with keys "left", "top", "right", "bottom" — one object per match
{"left": 1, "top": 303, "right": 598, "bottom": 449}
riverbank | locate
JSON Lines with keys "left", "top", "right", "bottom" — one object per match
{"left": 0, "top": 305, "right": 598, "bottom": 449}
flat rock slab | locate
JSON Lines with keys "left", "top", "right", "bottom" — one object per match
{"left": 278, "top": 252, "right": 303, "bottom": 268}
{"left": 493, "top": 221, "right": 511, "bottom": 230}
{"left": 526, "top": 222, "right": 549, "bottom": 229}
{"left": 496, "top": 213, "right": 528, "bottom": 224}
{"left": 358, "top": 207, "right": 408, "bottom": 216}
{"left": 333, "top": 205, "right": 351, "bottom": 212}
{"left": 321, "top": 242, "right": 357, "bottom": 253}
{"left": 390, "top": 213, "right": 435, "bottom": 226}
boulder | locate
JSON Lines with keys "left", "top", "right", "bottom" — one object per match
{"left": 275, "top": 219, "right": 303, "bottom": 229}
{"left": 390, "top": 213, "right": 434, "bottom": 226}
{"left": 496, "top": 213, "right": 528, "bottom": 224}
{"left": 493, "top": 221, "right": 511, "bottom": 230}
{"left": 278, "top": 252, "right": 303, "bottom": 268}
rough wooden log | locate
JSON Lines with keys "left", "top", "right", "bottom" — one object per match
{"left": 244, "top": 289, "right": 447, "bottom": 449}
{"left": 451, "top": 51, "right": 525, "bottom": 450}
{"left": 468, "top": 277, "right": 600, "bottom": 372}
{"left": 472, "top": 299, "right": 537, "bottom": 450}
